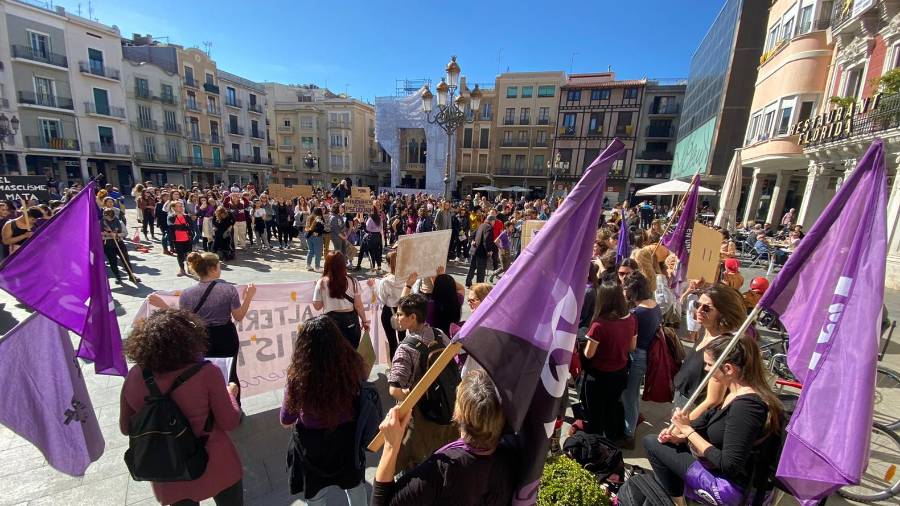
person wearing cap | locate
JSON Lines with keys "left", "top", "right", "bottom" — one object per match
{"left": 742, "top": 277, "right": 769, "bottom": 312}
{"left": 721, "top": 258, "right": 743, "bottom": 290}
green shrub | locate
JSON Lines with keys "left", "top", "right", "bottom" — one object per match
{"left": 829, "top": 96, "right": 855, "bottom": 110}
{"left": 538, "top": 456, "right": 611, "bottom": 506}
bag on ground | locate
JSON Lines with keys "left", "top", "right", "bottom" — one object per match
{"left": 617, "top": 471, "right": 674, "bottom": 506}
{"left": 563, "top": 431, "right": 625, "bottom": 483}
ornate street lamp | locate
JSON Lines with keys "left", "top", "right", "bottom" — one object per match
{"left": 421, "top": 56, "right": 481, "bottom": 200}
{"left": 0, "top": 113, "right": 20, "bottom": 172}
{"left": 303, "top": 150, "right": 318, "bottom": 169}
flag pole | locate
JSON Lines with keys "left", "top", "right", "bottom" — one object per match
{"left": 680, "top": 304, "right": 763, "bottom": 411}
{"left": 111, "top": 236, "right": 139, "bottom": 284}
{"left": 650, "top": 170, "right": 700, "bottom": 261}
{"left": 368, "top": 341, "right": 463, "bottom": 451}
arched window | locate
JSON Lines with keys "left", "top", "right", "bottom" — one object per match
{"left": 419, "top": 138, "right": 427, "bottom": 164}
{"left": 408, "top": 138, "right": 418, "bottom": 163}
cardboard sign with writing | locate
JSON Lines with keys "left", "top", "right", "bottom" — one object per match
{"left": 345, "top": 198, "right": 374, "bottom": 214}
{"left": 0, "top": 176, "right": 50, "bottom": 202}
{"left": 686, "top": 222, "right": 722, "bottom": 283}
{"left": 521, "top": 220, "right": 547, "bottom": 250}
{"left": 267, "top": 184, "right": 313, "bottom": 200}
{"left": 351, "top": 187, "right": 371, "bottom": 199}
{"left": 395, "top": 229, "right": 452, "bottom": 280}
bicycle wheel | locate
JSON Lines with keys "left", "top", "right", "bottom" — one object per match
{"left": 837, "top": 422, "right": 900, "bottom": 503}
{"left": 874, "top": 367, "right": 900, "bottom": 432}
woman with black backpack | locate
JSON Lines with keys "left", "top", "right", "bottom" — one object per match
{"left": 120, "top": 309, "right": 243, "bottom": 505}
{"left": 281, "top": 316, "right": 379, "bottom": 506}
{"left": 312, "top": 251, "right": 369, "bottom": 348}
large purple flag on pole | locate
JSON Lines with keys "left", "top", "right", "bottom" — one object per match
{"left": 759, "top": 139, "right": 887, "bottom": 505}
{"left": 0, "top": 182, "right": 126, "bottom": 376}
{"left": 616, "top": 214, "right": 630, "bottom": 264}
{"left": 455, "top": 139, "right": 625, "bottom": 505}
{"left": 0, "top": 313, "right": 105, "bottom": 475}
{"left": 661, "top": 175, "right": 699, "bottom": 288}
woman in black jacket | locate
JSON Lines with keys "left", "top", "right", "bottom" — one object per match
{"left": 642, "top": 336, "right": 784, "bottom": 505}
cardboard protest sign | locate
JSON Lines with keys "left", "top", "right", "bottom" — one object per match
{"left": 395, "top": 229, "right": 452, "bottom": 280}
{"left": 267, "top": 184, "right": 313, "bottom": 200}
{"left": 134, "top": 281, "right": 387, "bottom": 398}
{"left": 686, "top": 222, "right": 722, "bottom": 283}
{"left": 345, "top": 197, "right": 374, "bottom": 214}
{"left": 0, "top": 176, "right": 50, "bottom": 202}
{"left": 351, "top": 187, "right": 371, "bottom": 199}
{"left": 521, "top": 220, "right": 546, "bottom": 249}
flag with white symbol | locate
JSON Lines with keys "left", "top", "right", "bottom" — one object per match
{"left": 454, "top": 139, "right": 625, "bottom": 505}
{"left": 0, "top": 181, "right": 126, "bottom": 376}
{"left": 759, "top": 139, "right": 887, "bottom": 505}
{"left": 0, "top": 313, "right": 105, "bottom": 475}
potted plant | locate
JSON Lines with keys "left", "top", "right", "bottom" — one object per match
{"left": 538, "top": 456, "right": 612, "bottom": 506}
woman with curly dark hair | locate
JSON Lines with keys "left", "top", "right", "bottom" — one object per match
{"left": 281, "top": 316, "right": 380, "bottom": 506}
{"left": 119, "top": 309, "right": 242, "bottom": 506}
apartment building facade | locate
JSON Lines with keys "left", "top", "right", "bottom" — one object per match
{"left": 492, "top": 71, "right": 565, "bottom": 195}
{"left": 456, "top": 78, "right": 496, "bottom": 194}
{"left": 632, "top": 81, "right": 687, "bottom": 200}
{"left": 175, "top": 46, "right": 223, "bottom": 186}
{"left": 266, "top": 82, "right": 377, "bottom": 187}
{"left": 121, "top": 43, "right": 187, "bottom": 186}
{"left": 740, "top": 0, "right": 834, "bottom": 226}
{"left": 1, "top": 0, "right": 133, "bottom": 190}
{"left": 553, "top": 73, "right": 644, "bottom": 204}
{"left": 219, "top": 70, "right": 270, "bottom": 185}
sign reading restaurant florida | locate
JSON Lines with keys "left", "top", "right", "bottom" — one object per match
{"left": 790, "top": 93, "right": 882, "bottom": 146}
{"left": 0, "top": 176, "right": 50, "bottom": 203}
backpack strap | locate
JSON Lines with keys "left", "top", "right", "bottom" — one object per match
{"left": 142, "top": 368, "right": 163, "bottom": 397}
{"left": 165, "top": 360, "right": 210, "bottom": 396}
{"left": 192, "top": 281, "right": 219, "bottom": 313}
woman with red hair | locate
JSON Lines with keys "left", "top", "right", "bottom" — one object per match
{"left": 312, "top": 251, "right": 370, "bottom": 348}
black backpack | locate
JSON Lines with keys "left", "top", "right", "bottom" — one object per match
{"left": 563, "top": 432, "right": 625, "bottom": 484}
{"left": 402, "top": 329, "right": 460, "bottom": 425}
{"left": 617, "top": 471, "right": 674, "bottom": 506}
{"left": 124, "top": 361, "right": 213, "bottom": 482}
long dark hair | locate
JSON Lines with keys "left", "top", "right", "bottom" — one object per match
{"left": 431, "top": 273, "right": 461, "bottom": 334}
{"left": 592, "top": 280, "right": 629, "bottom": 321}
{"left": 323, "top": 251, "right": 350, "bottom": 299}
{"left": 284, "top": 316, "right": 365, "bottom": 427}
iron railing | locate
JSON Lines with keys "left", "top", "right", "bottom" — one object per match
{"left": 228, "top": 125, "right": 245, "bottom": 135}
{"left": 25, "top": 136, "right": 79, "bottom": 150}
{"left": 646, "top": 125, "right": 676, "bottom": 137}
{"left": 78, "top": 61, "right": 120, "bottom": 80}
{"left": 649, "top": 103, "right": 680, "bottom": 115}
{"left": 164, "top": 123, "right": 181, "bottom": 134}
{"left": 84, "top": 102, "right": 126, "bottom": 118}
{"left": 203, "top": 82, "right": 220, "bottom": 94}
{"left": 18, "top": 90, "right": 74, "bottom": 110}
{"left": 207, "top": 105, "right": 222, "bottom": 115}
{"left": 184, "top": 76, "right": 198, "bottom": 89}
{"left": 133, "top": 119, "right": 158, "bottom": 131}
{"left": 11, "top": 45, "right": 67, "bottom": 67}
{"left": 225, "top": 97, "right": 242, "bottom": 108}
{"left": 277, "top": 125, "right": 293, "bottom": 133}
{"left": 89, "top": 142, "right": 130, "bottom": 155}
{"left": 638, "top": 150, "right": 673, "bottom": 160}
{"left": 248, "top": 103, "right": 264, "bottom": 114}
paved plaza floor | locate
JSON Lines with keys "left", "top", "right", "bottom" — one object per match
{"left": 0, "top": 213, "right": 898, "bottom": 505}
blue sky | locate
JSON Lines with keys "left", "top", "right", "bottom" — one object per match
{"left": 68, "top": 0, "right": 723, "bottom": 102}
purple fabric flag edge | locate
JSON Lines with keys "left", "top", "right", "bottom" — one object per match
{"left": 616, "top": 215, "right": 630, "bottom": 264}
{"left": 661, "top": 175, "right": 699, "bottom": 288}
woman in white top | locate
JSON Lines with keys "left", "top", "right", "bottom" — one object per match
{"left": 294, "top": 198, "right": 309, "bottom": 250}
{"left": 370, "top": 251, "right": 407, "bottom": 360}
{"left": 312, "top": 251, "right": 369, "bottom": 348}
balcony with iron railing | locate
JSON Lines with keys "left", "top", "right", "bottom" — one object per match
{"left": 226, "top": 154, "right": 269, "bottom": 165}
{"left": 78, "top": 61, "right": 120, "bottom": 81}
{"left": 11, "top": 45, "right": 68, "bottom": 68}
{"left": 225, "top": 97, "right": 242, "bottom": 109}
{"left": 503, "top": 117, "right": 515, "bottom": 125}
{"left": 250, "top": 129, "right": 265, "bottom": 139}
{"left": 89, "top": 142, "right": 130, "bottom": 155}
{"left": 207, "top": 104, "right": 222, "bottom": 116}
{"left": 186, "top": 156, "right": 224, "bottom": 168}
{"left": 501, "top": 140, "right": 531, "bottom": 148}
{"left": 248, "top": 103, "right": 264, "bottom": 114}
{"left": 184, "top": 76, "right": 198, "bottom": 89}
{"left": 0, "top": 98, "right": 9, "bottom": 109}
{"left": 519, "top": 117, "right": 531, "bottom": 125}
{"left": 134, "top": 152, "right": 181, "bottom": 165}
{"left": 228, "top": 125, "right": 245, "bottom": 136}
{"left": 203, "top": 82, "right": 220, "bottom": 94}
{"left": 210, "top": 132, "right": 223, "bottom": 144}
{"left": 586, "top": 127, "right": 604, "bottom": 137}
{"left": 637, "top": 150, "right": 673, "bottom": 160}
{"left": 277, "top": 125, "right": 294, "bottom": 134}
{"left": 164, "top": 123, "right": 181, "bottom": 135}
{"left": 533, "top": 139, "right": 549, "bottom": 147}
{"left": 649, "top": 103, "right": 680, "bottom": 115}
{"left": 85, "top": 102, "right": 126, "bottom": 119}
{"left": 328, "top": 120, "right": 351, "bottom": 129}
{"left": 278, "top": 143, "right": 295, "bottom": 152}
{"left": 831, "top": 0, "right": 871, "bottom": 34}
{"left": 25, "top": 136, "right": 79, "bottom": 151}
{"left": 18, "top": 90, "right": 74, "bottom": 110}
{"left": 133, "top": 86, "right": 152, "bottom": 100}
{"left": 615, "top": 125, "right": 635, "bottom": 137}
{"left": 645, "top": 125, "right": 675, "bottom": 137}
{"left": 133, "top": 119, "right": 158, "bottom": 132}
{"left": 528, "top": 167, "right": 547, "bottom": 177}
{"left": 558, "top": 125, "right": 576, "bottom": 137}
{"left": 160, "top": 93, "right": 176, "bottom": 105}
{"left": 537, "top": 118, "right": 550, "bottom": 125}
{"left": 185, "top": 100, "right": 201, "bottom": 112}
{"left": 187, "top": 131, "right": 207, "bottom": 143}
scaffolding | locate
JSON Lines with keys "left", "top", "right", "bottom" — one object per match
{"left": 395, "top": 78, "right": 431, "bottom": 97}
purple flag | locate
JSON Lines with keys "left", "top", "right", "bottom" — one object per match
{"left": 0, "top": 313, "right": 105, "bottom": 475}
{"left": 0, "top": 182, "right": 126, "bottom": 376}
{"left": 759, "top": 140, "right": 886, "bottom": 505}
{"left": 455, "top": 139, "right": 625, "bottom": 504}
{"left": 661, "top": 175, "right": 700, "bottom": 288}
{"left": 616, "top": 214, "right": 630, "bottom": 264}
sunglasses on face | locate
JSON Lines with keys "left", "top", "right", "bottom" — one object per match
{"left": 697, "top": 303, "right": 715, "bottom": 314}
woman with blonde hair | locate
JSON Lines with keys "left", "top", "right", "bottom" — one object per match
{"left": 630, "top": 245, "right": 660, "bottom": 293}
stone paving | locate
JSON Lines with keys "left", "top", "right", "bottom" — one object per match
{"left": 0, "top": 209, "right": 898, "bottom": 505}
